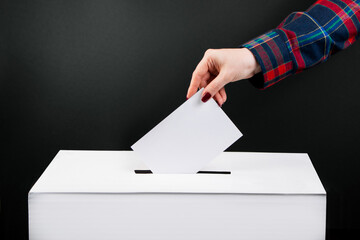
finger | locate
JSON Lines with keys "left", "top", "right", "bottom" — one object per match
{"left": 187, "top": 57, "right": 210, "bottom": 99}
{"left": 219, "top": 87, "right": 227, "bottom": 104}
{"left": 213, "top": 92, "right": 223, "bottom": 107}
{"left": 199, "top": 74, "right": 215, "bottom": 90}
{"left": 199, "top": 80, "right": 207, "bottom": 90}
{"left": 201, "top": 72, "right": 228, "bottom": 103}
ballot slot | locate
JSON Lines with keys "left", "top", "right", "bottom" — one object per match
{"left": 134, "top": 170, "right": 231, "bottom": 174}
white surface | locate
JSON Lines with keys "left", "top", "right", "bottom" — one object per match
{"left": 29, "top": 150, "right": 326, "bottom": 194}
{"left": 29, "top": 150, "right": 326, "bottom": 240}
{"left": 131, "top": 88, "right": 242, "bottom": 173}
{"left": 29, "top": 193, "right": 326, "bottom": 240}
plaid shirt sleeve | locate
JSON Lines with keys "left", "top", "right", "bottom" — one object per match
{"left": 242, "top": 0, "right": 360, "bottom": 89}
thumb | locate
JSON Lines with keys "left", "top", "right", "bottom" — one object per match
{"left": 201, "top": 72, "right": 227, "bottom": 103}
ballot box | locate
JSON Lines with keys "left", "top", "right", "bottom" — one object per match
{"left": 28, "top": 150, "right": 326, "bottom": 240}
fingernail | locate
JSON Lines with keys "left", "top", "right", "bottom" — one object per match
{"left": 186, "top": 97, "right": 189, "bottom": 100}
{"left": 201, "top": 92, "right": 211, "bottom": 103}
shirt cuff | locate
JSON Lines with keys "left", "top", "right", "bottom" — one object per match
{"left": 241, "top": 29, "right": 294, "bottom": 89}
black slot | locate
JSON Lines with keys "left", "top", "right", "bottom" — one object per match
{"left": 134, "top": 170, "right": 231, "bottom": 174}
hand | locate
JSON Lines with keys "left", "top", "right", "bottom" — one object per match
{"left": 186, "top": 48, "right": 261, "bottom": 106}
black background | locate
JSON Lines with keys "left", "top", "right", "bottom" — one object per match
{"left": 1, "top": 0, "right": 360, "bottom": 239}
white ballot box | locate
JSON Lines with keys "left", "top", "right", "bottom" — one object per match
{"left": 28, "top": 150, "right": 326, "bottom": 240}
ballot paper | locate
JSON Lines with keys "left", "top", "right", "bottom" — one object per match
{"left": 131, "top": 89, "right": 242, "bottom": 174}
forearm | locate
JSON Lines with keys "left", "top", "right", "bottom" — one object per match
{"left": 242, "top": 0, "right": 360, "bottom": 89}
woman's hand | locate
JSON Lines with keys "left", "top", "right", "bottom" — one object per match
{"left": 187, "top": 48, "right": 261, "bottom": 106}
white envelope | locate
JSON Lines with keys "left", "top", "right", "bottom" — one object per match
{"left": 131, "top": 88, "right": 242, "bottom": 174}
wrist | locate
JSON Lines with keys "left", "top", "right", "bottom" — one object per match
{"left": 254, "top": 61, "right": 261, "bottom": 74}
{"left": 244, "top": 48, "right": 261, "bottom": 75}
{"left": 240, "top": 48, "right": 261, "bottom": 78}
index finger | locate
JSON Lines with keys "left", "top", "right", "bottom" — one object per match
{"left": 186, "top": 57, "right": 210, "bottom": 99}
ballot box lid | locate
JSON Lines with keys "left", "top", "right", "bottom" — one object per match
{"left": 29, "top": 150, "right": 326, "bottom": 195}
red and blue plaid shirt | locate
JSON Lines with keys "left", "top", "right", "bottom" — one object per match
{"left": 243, "top": 0, "right": 360, "bottom": 89}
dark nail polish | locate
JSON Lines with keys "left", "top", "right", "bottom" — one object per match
{"left": 186, "top": 97, "right": 189, "bottom": 100}
{"left": 201, "top": 92, "right": 211, "bottom": 103}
